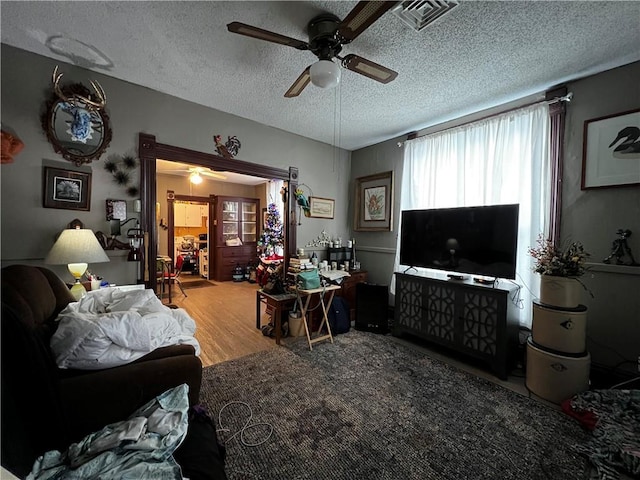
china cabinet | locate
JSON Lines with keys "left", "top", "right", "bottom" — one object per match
{"left": 213, "top": 196, "right": 259, "bottom": 281}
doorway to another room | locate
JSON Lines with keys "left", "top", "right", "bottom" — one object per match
{"left": 140, "top": 134, "right": 297, "bottom": 366}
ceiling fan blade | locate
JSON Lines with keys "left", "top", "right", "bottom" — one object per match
{"left": 342, "top": 54, "right": 398, "bottom": 83}
{"left": 227, "top": 22, "right": 309, "bottom": 50}
{"left": 201, "top": 170, "right": 227, "bottom": 180}
{"left": 338, "top": 1, "right": 398, "bottom": 43}
{"left": 284, "top": 66, "right": 311, "bottom": 98}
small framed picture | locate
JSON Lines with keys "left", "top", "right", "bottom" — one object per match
{"left": 106, "top": 199, "right": 127, "bottom": 221}
{"left": 43, "top": 166, "right": 91, "bottom": 211}
{"left": 582, "top": 109, "right": 640, "bottom": 189}
{"left": 309, "top": 197, "right": 335, "bottom": 219}
{"left": 355, "top": 171, "right": 394, "bottom": 231}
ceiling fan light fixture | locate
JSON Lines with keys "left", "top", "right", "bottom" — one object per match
{"left": 310, "top": 59, "right": 341, "bottom": 89}
{"left": 189, "top": 172, "right": 203, "bottom": 184}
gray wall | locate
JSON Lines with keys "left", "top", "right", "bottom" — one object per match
{"left": 350, "top": 61, "right": 640, "bottom": 373}
{"left": 561, "top": 62, "right": 640, "bottom": 373}
{"left": 1, "top": 45, "right": 351, "bottom": 284}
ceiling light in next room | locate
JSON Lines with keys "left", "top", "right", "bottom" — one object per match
{"left": 190, "top": 172, "right": 203, "bottom": 184}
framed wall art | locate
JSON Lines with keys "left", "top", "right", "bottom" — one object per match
{"left": 354, "top": 170, "right": 394, "bottom": 231}
{"left": 581, "top": 108, "right": 640, "bottom": 189}
{"left": 106, "top": 199, "right": 127, "bottom": 221}
{"left": 43, "top": 166, "right": 91, "bottom": 211}
{"left": 309, "top": 197, "right": 335, "bottom": 219}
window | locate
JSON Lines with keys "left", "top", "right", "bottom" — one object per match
{"left": 393, "top": 103, "right": 551, "bottom": 327}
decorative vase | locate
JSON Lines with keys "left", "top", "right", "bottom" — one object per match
{"left": 539, "top": 275, "right": 582, "bottom": 308}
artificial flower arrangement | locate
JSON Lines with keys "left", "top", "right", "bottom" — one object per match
{"left": 528, "top": 234, "right": 590, "bottom": 277}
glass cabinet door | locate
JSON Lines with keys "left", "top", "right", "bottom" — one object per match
{"left": 222, "top": 200, "right": 239, "bottom": 242}
{"left": 241, "top": 202, "right": 257, "bottom": 244}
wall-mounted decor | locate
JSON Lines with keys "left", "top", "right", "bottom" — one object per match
{"left": 41, "top": 66, "right": 112, "bottom": 166}
{"left": 43, "top": 166, "right": 91, "bottom": 211}
{"left": 294, "top": 184, "right": 312, "bottom": 223}
{"left": 309, "top": 197, "right": 335, "bottom": 219}
{"left": 582, "top": 109, "right": 640, "bottom": 189}
{"left": 1, "top": 129, "right": 24, "bottom": 164}
{"left": 213, "top": 134, "right": 241, "bottom": 158}
{"left": 104, "top": 154, "right": 139, "bottom": 197}
{"left": 106, "top": 199, "right": 127, "bottom": 221}
{"left": 354, "top": 171, "right": 394, "bottom": 231}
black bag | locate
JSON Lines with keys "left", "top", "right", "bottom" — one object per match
{"left": 327, "top": 297, "right": 350, "bottom": 335}
{"left": 262, "top": 277, "right": 284, "bottom": 295}
{"left": 173, "top": 405, "right": 228, "bottom": 480}
{"left": 261, "top": 320, "right": 288, "bottom": 338}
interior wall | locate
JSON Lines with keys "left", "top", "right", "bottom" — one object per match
{"left": 350, "top": 61, "right": 640, "bottom": 372}
{"left": 0, "top": 45, "right": 351, "bottom": 285}
{"left": 560, "top": 61, "right": 640, "bottom": 373}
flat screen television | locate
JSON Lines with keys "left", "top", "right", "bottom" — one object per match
{"left": 400, "top": 204, "right": 520, "bottom": 280}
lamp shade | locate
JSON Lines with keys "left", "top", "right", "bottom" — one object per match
{"left": 310, "top": 60, "right": 341, "bottom": 89}
{"left": 45, "top": 229, "right": 110, "bottom": 265}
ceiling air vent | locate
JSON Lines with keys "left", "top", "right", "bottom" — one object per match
{"left": 392, "top": 1, "right": 458, "bottom": 32}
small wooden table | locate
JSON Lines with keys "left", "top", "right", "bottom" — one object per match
{"left": 256, "top": 290, "right": 297, "bottom": 345}
{"left": 296, "top": 284, "right": 341, "bottom": 350}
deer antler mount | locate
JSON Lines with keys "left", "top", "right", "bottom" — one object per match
{"left": 41, "top": 66, "right": 112, "bottom": 166}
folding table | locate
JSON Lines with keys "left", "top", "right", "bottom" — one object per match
{"left": 296, "top": 284, "right": 341, "bottom": 350}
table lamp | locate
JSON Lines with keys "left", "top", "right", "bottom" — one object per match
{"left": 45, "top": 227, "right": 110, "bottom": 300}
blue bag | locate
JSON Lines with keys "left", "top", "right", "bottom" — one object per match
{"left": 327, "top": 297, "right": 351, "bottom": 334}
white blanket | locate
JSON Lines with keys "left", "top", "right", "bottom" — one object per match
{"left": 51, "top": 288, "right": 200, "bottom": 370}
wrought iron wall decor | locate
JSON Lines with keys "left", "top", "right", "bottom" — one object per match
{"left": 41, "top": 66, "right": 112, "bottom": 166}
{"left": 103, "top": 154, "right": 139, "bottom": 197}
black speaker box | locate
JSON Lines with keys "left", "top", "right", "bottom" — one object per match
{"left": 355, "top": 283, "right": 389, "bottom": 333}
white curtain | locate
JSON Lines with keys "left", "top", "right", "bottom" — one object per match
{"left": 267, "top": 179, "right": 285, "bottom": 214}
{"left": 392, "top": 103, "right": 551, "bottom": 327}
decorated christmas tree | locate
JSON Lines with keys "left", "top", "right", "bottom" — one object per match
{"left": 259, "top": 203, "right": 284, "bottom": 257}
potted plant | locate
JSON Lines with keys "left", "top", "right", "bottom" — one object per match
{"left": 528, "top": 234, "right": 590, "bottom": 308}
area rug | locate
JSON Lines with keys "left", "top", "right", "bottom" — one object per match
{"left": 181, "top": 279, "right": 216, "bottom": 289}
{"left": 199, "top": 331, "right": 591, "bottom": 480}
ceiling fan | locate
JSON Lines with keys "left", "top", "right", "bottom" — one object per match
{"left": 172, "top": 167, "right": 227, "bottom": 184}
{"left": 227, "top": 1, "right": 399, "bottom": 97}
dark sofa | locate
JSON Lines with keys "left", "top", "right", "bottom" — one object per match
{"left": 1, "top": 264, "right": 204, "bottom": 477}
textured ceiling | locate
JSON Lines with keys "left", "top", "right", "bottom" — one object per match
{"left": 2, "top": 1, "right": 639, "bottom": 151}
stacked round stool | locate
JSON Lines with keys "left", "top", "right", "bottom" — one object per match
{"left": 526, "top": 277, "right": 590, "bottom": 404}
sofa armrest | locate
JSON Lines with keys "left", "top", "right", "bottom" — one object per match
{"left": 59, "top": 355, "right": 202, "bottom": 442}
{"left": 58, "top": 344, "right": 198, "bottom": 379}
{"left": 132, "top": 344, "right": 197, "bottom": 363}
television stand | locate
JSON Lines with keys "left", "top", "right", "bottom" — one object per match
{"left": 394, "top": 272, "right": 519, "bottom": 379}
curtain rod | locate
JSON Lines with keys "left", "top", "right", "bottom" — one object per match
{"left": 397, "top": 92, "right": 573, "bottom": 147}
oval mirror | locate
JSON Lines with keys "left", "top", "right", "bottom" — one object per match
{"left": 41, "top": 82, "right": 112, "bottom": 166}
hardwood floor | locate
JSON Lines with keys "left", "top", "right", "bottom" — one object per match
{"left": 169, "top": 275, "right": 276, "bottom": 367}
